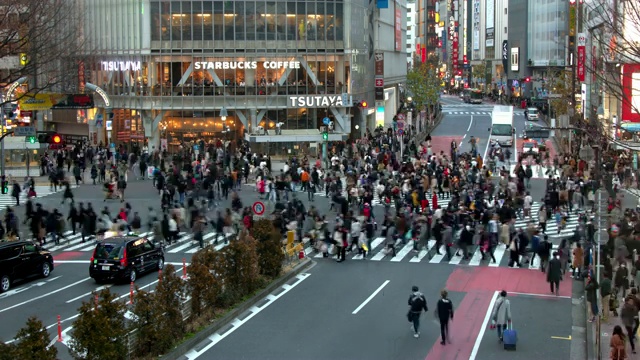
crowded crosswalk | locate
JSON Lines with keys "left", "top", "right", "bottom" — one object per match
{"left": 0, "top": 185, "right": 72, "bottom": 208}
{"left": 308, "top": 237, "right": 560, "bottom": 268}
{"left": 41, "top": 227, "right": 559, "bottom": 269}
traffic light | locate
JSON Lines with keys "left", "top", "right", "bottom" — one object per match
{"left": 322, "top": 131, "right": 328, "bottom": 140}
{"left": 26, "top": 136, "right": 36, "bottom": 144}
{"left": 354, "top": 101, "right": 368, "bottom": 108}
{"left": 1, "top": 176, "right": 7, "bottom": 194}
{"left": 37, "top": 132, "right": 62, "bottom": 144}
{"left": 524, "top": 77, "right": 531, "bottom": 82}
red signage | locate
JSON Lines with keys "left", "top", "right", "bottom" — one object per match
{"left": 375, "top": 78, "right": 384, "bottom": 87}
{"left": 622, "top": 64, "right": 640, "bottom": 123}
{"left": 421, "top": 48, "right": 427, "bottom": 63}
{"left": 577, "top": 46, "right": 586, "bottom": 82}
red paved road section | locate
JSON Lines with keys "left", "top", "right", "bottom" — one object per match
{"left": 444, "top": 266, "right": 571, "bottom": 297}
{"left": 53, "top": 251, "right": 86, "bottom": 261}
{"left": 424, "top": 289, "right": 493, "bottom": 360}
{"left": 429, "top": 136, "right": 463, "bottom": 156}
{"left": 424, "top": 267, "right": 570, "bottom": 360}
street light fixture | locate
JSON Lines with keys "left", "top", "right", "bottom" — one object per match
{"left": 220, "top": 107, "right": 228, "bottom": 121}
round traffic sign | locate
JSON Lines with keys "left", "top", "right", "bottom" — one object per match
{"left": 323, "top": 117, "right": 331, "bottom": 125}
{"left": 396, "top": 114, "right": 405, "bottom": 121}
{"left": 252, "top": 201, "right": 265, "bottom": 215}
{"left": 397, "top": 129, "right": 404, "bottom": 136}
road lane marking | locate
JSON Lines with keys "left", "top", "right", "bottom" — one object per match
{"left": 0, "top": 276, "right": 61, "bottom": 300}
{"left": 509, "top": 291, "right": 571, "bottom": 299}
{"left": 65, "top": 285, "right": 112, "bottom": 303}
{"left": 184, "top": 273, "right": 310, "bottom": 359}
{"left": 467, "top": 115, "right": 474, "bottom": 131}
{"left": 352, "top": 280, "right": 390, "bottom": 315}
{"left": 0, "top": 277, "right": 92, "bottom": 314}
{"left": 54, "top": 260, "right": 190, "bottom": 266}
{"left": 469, "top": 290, "right": 499, "bottom": 360}
{"left": 390, "top": 242, "right": 414, "bottom": 262}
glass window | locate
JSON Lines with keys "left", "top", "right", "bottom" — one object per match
{"left": 151, "top": 2, "right": 161, "bottom": 41}
{"left": 192, "top": 1, "right": 203, "bottom": 40}
{"left": 256, "top": 2, "right": 267, "bottom": 40}
{"left": 296, "top": 2, "right": 306, "bottom": 41}
{"left": 287, "top": 2, "right": 297, "bottom": 41}
{"left": 201, "top": 2, "right": 213, "bottom": 40}
{"left": 275, "top": 2, "right": 287, "bottom": 40}
{"left": 317, "top": 3, "right": 325, "bottom": 40}
{"left": 265, "top": 2, "right": 277, "bottom": 38}
{"left": 306, "top": 2, "right": 316, "bottom": 40}
{"left": 325, "top": 3, "right": 335, "bottom": 41}
{"left": 242, "top": 1, "right": 253, "bottom": 40}
{"left": 335, "top": 3, "right": 343, "bottom": 40}
{"left": 95, "top": 243, "right": 124, "bottom": 260}
{"left": 213, "top": 1, "right": 223, "bottom": 40}
{"left": 160, "top": 1, "right": 171, "bottom": 40}
{"left": 223, "top": 0, "right": 235, "bottom": 40}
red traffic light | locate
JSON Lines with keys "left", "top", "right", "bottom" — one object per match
{"left": 525, "top": 77, "right": 531, "bottom": 82}
{"left": 52, "top": 134, "right": 61, "bottom": 144}
{"left": 360, "top": 101, "right": 367, "bottom": 108}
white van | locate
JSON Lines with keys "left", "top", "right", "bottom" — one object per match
{"left": 526, "top": 107, "right": 539, "bottom": 121}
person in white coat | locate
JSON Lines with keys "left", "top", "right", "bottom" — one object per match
{"left": 491, "top": 290, "right": 512, "bottom": 343}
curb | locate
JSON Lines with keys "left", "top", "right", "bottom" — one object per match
{"left": 160, "top": 258, "right": 314, "bottom": 360}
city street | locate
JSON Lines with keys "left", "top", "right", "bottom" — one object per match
{"left": 182, "top": 256, "right": 573, "bottom": 360}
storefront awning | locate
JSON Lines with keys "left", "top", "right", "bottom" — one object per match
{"left": 244, "top": 129, "right": 347, "bottom": 143}
{"left": 620, "top": 122, "right": 640, "bottom": 133}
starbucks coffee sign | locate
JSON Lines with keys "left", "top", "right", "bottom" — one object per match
{"left": 288, "top": 95, "right": 346, "bottom": 108}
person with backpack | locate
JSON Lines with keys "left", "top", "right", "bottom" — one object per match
{"left": 407, "top": 286, "right": 428, "bottom": 338}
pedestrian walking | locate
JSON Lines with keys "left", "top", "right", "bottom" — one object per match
{"left": 547, "top": 251, "right": 562, "bottom": 296}
{"left": 436, "top": 289, "right": 454, "bottom": 345}
{"left": 490, "top": 290, "right": 512, "bottom": 343}
{"left": 407, "top": 286, "right": 428, "bottom": 338}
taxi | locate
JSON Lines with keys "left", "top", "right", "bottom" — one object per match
{"left": 521, "top": 139, "right": 540, "bottom": 156}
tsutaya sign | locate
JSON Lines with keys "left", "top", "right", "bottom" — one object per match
{"left": 101, "top": 61, "right": 142, "bottom": 72}
{"left": 289, "top": 95, "right": 347, "bottom": 108}
{"left": 194, "top": 61, "right": 301, "bottom": 70}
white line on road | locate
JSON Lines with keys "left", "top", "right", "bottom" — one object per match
{"left": 469, "top": 291, "right": 499, "bottom": 360}
{"left": 184, "top": 273, "right": 311, "bottom": 360}
{"left": 54, "top": 260, "right": 190, "bottom": 266}
{"left": 352, "top": 280, "right": 391, "bottom": 315}
{"left": 65, "top": 285, "right": 111, "bottom": 303}
{"left": 467, "top": 115, "right": 474, "bottom": 131}
{"left": 0, "top": 277, "right": 92, "bottom": 314}
{"left": 0, "top": 276, "right": 62, "bottom": 300}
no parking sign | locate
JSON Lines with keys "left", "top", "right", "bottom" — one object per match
{"left": 252, "top": 201, "right": 265, "bottom": 216}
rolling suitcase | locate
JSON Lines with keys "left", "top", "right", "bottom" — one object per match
{"left": 502, "top": 323, "right": 517, "bottom": 350}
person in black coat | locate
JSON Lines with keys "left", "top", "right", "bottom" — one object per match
{"left": 437, "top": 289, "right": 455, "bottom": 345}
{"left": 547, "top": 251, "right": 563, "bottom": 296}
{"left": 408, "top": 286, "right": 429, "bottom": 338}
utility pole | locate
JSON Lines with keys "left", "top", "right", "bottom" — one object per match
{"left": 595, "top": 188, "right": 609, "bottom": 360}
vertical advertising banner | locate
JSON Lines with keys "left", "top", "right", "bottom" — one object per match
{"left": 502, "top": 40, "right": 509, "bottom": 74}
{"left": 395, "top": 1, "right": 402, "bottom": 51}
{"left": 577, "top": 32, "right": 586, "bottom": 82}
{"left": 375, "top": 52, "right": 384, "bottom": 101}
{"left": 622, "top": 64, "right": 640, "bottom": 122}
{"left": 452, "top": 23, "right": 459, "bottom": 75}
{"left": 472, "top": 0, "right": 480, "bottom": 50}
{"left": 485, "top": 0, "right": 494, "bottom": 47}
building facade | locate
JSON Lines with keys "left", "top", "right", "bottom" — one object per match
{"left": 78, "top": 0, "right": 406, "bottom": 156}
{"left": 406, "top": 0, "right": 418, "bottom": 68}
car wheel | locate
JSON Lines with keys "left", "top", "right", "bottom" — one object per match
{"left": 0, "top": 275, "right": 10, "bottom": 292}
{"left": 41, "top": 262, "right": 51, "bottom": 278}
{"left": 157, "top": 258, "right": 164, "bottom": 271}
{"left": 94, "top": 277, "right": 104, "bottom": 284}
{"left": 129, "top": 269, "right": 137, "bottom": 283}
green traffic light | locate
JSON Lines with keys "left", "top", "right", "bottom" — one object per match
{"left": 322, "top": 132, "right": 328, "bottom": 140}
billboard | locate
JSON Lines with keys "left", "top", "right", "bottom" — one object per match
{"left": 577, "top": 33, "right": 586, "bottom": 82}
{"left": 395, "top": 1, "right": 402, "bottom": 51}
{"left": 622, "top": 63, "right": 640, "bottom": 123}
{"left": 18, "top": 93, "right": 95, "bottom": 111}
{"left": 510, "top": 47, "right": 519, "bottom": 72}
{"left": 472, "top": 0, "right": 480, "bottom": 50}
{"left": 485, "top": 0, "right": 494, "bottom": 47}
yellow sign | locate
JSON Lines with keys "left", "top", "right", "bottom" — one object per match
{"left": 18, "top": 93, "right": 55, "bottom": 111}
{"left": 435, "top": 13, "right": 440, "bottom": 23}
{"left": 19, "top": 53, "right": 28, "bottom": 66}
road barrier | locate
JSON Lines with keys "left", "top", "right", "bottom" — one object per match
{"left": 128, "top": 282, "right": 134, "bottom": 305}
{"left": 57, "top": 315, "right": 62, "bottom": 342}
{"left": 182, "top": 258, "right": 187, "bottom": 279}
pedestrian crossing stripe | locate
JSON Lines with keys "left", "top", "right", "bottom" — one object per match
{"left": 310, "top": 237, "right": 561, "bottom": 268}
{"left": 0, "top": 185, "right": 76, "bottom": 208}
{"left": 444, "top": 111, "right": 525, "bottom": 116}
{"left": 508, "top": 164, "right": 559, "bottom": 179}
{"left": 44, "top": 228, "right": 567, "bottom": 269}
{"left": 38, "top": 230, "right": 236, "bottom": 255}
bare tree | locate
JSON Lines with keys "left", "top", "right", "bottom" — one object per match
{"left": 0, "top": 0, "right": 85, "bottom": 104}
{"left": 584, "top": 0, "right": 640, "bottom": 123}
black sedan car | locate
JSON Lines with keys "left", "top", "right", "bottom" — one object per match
{"left": 0, "top": 241, "right": 54, "bottom": 292}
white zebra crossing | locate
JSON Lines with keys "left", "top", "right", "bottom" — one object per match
{"left": 0, "top": 185, "right": 77, "bottom": 209}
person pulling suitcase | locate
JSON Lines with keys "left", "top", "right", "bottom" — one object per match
{"left": 490, "top": 290, "right": 513, "bottom": 344}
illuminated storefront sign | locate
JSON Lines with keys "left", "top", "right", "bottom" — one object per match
{"left": 288, "top": 95, "right": 346, "bottom": 108}
{"left": 101, "top": 61, "right": 141, "bottom": 72}
{"left": 194, "top": 61, "right": 301, "bottom": 70}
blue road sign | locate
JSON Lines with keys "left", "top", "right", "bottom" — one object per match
{"left": 397, "top": 129, "right": 404, "bottom": 136}
{"left": 109, "top": 143, "right": 116, "bottom": 148}
{"left": 323, "top": 117, "right": 331, "bottom": 125}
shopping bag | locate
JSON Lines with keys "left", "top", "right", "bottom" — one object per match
{"left": 361, "top": 243, "right": 369, "bottom": 252}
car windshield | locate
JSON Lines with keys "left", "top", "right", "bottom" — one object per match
{"left": 524, "top": 143, "right": 536, "bottom": 149}
{"left": 529, "top": 109, "right": 538, "bottom": 114}
{"left": 95, "top": 243, "right": 124, "bottom": 260}
{"left": 491, "top": 124, "right": 512, "bottom": 136}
